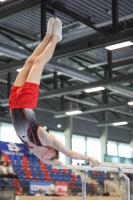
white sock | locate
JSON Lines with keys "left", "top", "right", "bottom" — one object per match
{"left": 53, "top": 17, "right": 62, "bottom": 42}
{"left": 47, "top": 17, "right": 54, "bottom": 35}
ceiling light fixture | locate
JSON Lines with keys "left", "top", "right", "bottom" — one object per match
{"left": 105, "top": 41, "right": 133, "bottom": 50}
{"left": 84, "top": 86, "right": 105, "bottom": 93}
{"left": 113, "top": 121, "right": 128, "bottom": 126}
{"left": 16, "top": 68, "right": 22, "bottom": 72}
{"left": 127, "top": 101, "right": 133, "bottom": 106}
{"left": 57, "top": 124, "right": 61, "bottom": 128}
{"left": 65, "top": 110, "right": 82, "bottom": 116}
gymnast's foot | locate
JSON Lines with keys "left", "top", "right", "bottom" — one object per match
{"left": 53, "top": 17, "right": 62, "bottom": 42}
{"left": 47, "top": 17, "right": 54, "bottom": 35}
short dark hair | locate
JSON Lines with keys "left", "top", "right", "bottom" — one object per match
{"left": 50, "top": 150, "right": 60, "bottom": 161}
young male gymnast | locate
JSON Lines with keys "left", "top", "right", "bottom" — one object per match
{"left": 9, "top": 17, "right": 99, "bottom": 167}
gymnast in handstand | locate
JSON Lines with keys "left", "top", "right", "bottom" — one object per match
{"left": 9, "top": 17, "right": 99, "bottom": 167}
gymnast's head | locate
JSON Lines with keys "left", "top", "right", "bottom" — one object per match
{"left": 45, "top": 148, "right": 59, "bottom": 161}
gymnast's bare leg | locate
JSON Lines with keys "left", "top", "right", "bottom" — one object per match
{"left": 14, "top": 17, "right": 54, "bottom": 87}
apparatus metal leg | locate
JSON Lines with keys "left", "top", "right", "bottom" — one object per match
{"left": 122, "top": 173, "right": 130, "bottom": 200}
{"left": 82, "top": 171, "right": 87, "bottom": 200}
{"left": 119, "top": 170, "right": 130, "bottom": 200}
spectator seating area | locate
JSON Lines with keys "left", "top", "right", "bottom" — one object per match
{"left": 88, "top": 170, "right": 106, "bottom": 182}
{"left": 0, "top": 177, "right": 19, "bottom": 187}
{"left": 0, "top": 154, "right": 106, "bottom": 190}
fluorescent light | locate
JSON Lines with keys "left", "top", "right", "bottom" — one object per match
{"left": 113, "top": 121, "right": 128, "bottom": 126}
{"left": 84, "top": 86, "right": 105, "bottom": 93}
{"left": 57, "top": 124, "right": 61, "bottom": 128}
{"left": 16, "top": 68, "right": 22, "bottom": 72}
{"left": 128, "top": 101, "right": 133, "bottom": 105}
{"left": 0, "top": 0, "right": 6, "bottom": 2}
{"left": 105, "top": 41, "right": 133, "bottom": 50}
{"left": 65, "top": 110, "right": 82, "bottom": 116}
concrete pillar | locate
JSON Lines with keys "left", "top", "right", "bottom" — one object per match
{"left": 130, "top": 135, "right": 133, "bottom": 157}
{"left": 64, "top": 102, "right": 73, "bottom": 164}
{"left": 85, "top": 136, "right": 87, "bottom": 156}
{"left": 100, "top": 125, "right": 108, "bottom": 162}
{"left": 117, "top": 142, "right": 119, "bottom": 156}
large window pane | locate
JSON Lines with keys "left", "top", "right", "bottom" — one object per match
{"left": 1, "top": 123, "right": 22, "bottom": 143}
{"left": 107, "top": 141, "right": 117, "bottom": 156}
{"left": 87, "top": 137, "right": 101, "bottom": 161}
{"left": 72, "top": 135, "right": 85, "bottom": 165}
{"left": 118, "top": 143, "right": 131, "bottom": 158}
{"left": 50, "top": 130, "right": 65, "bottom": 164}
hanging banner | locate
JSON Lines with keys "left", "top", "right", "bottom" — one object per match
{"left": 0, "top": 141, "right": 30, "bottom": 157}
{"left": 29, "top": 181, "right": 52, "bottom": 195}
{"left": 55, "top": 182, "right": 68, "bottom": 196}
{"left": 29, "top": 181, "right": 68, "bottom": 195}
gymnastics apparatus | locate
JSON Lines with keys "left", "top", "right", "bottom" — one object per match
{"left": 53, "top": 162, "right": 133, "bottom": 200}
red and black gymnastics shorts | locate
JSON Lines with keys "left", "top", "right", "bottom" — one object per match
{"left": 9, "top": 82, "right": 39, "bottom": 110}
{"left": 9, "top": 82, "right": 42, "bottom": 146}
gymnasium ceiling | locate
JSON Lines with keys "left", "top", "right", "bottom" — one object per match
{"left": 0, "top": 0, "right": 133, "bottom": 133}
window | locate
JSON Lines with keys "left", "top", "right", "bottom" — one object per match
{"left": 72, "top": 135, "right": 85, "bottom": 165}
{"left": 107, "top": 141, "right": 117, "bottom": 156}
{"left": 1, "top": 123, "right": 22, "bottom": 143}
{"left": 87, "top": 137, "right": 101, "bottom": 161}
{"left": 118, "top": 143, "right": 131, "bottom": 158}
{"left": 49, "top": 130, "right": 65, "bottom": 164}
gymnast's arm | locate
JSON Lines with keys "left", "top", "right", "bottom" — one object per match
{"left": 42, "top": 159, "right": 64, "bottom": 167}
{"left": 51, "top": 135, "right": 99, "bottom": 166}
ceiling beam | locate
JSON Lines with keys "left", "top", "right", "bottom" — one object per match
{"left": 64, "top": 96, "right": 97, "bottom": 107}
{"left": 47, "top": 62, "right": 100, "bottom": 82}
{"left": 0, "top": 59, "right": 26, "bottom": 74}
{"left": 1, "top": 43, "right": 133, "bottom": 99}
{"left": 54, "top": 101, "right": 128, "bottom": 118}
{"left": 38, "top": 73, "right": 133, "bottom": 100}
{"left": 53, "top": 28, "right": 133, "bottom": 59}
{"left": 112, "top": 57, "right": 133, "bottom": 70}
{"left": 0, "top": 42, "right": 29, "bottom": 59}
{"left": 97, "top": 117, "right": 133, "bottom": 127}
{"left": 108, "top": 85, "right": 133, "bottom": 98}
{"left": 0, "top": 58, "right": 100, "bottom": 83}
{"left": 0, "top": 30, "right": 32, "bottom": 52}
{"left": 52, "top": 39, "right": 89, "bottom": 60}
{"left": 108, "top": 108, "right": 133, "bottom": 117}
{"left": 1, "top": 0, "right": 133, "bottom": 60}
{"left": 112, "top": 0, "right": 118, "bottom": 34}
{"left": 0, "top": 0, "right": 41, "bottom": 23}
{"left": 1, "top": 51, "right": 133, "bottom": 98}
{"left": 48, "top": 2, "right": 108, "bottom": 35}
{"left": 88, "top": 29, "right": 133, "bottom": 50}
{"left": 1, "top": 81, "right": 132, "bottom": 117}
{"left": 1, "top": 33, "right": 133, "bottom": 72}
{"left": 74, "top": 115, "right": 97, "bottom": 123}
{"left": 0, "top": 26, "right": 38, "bottom": 41}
